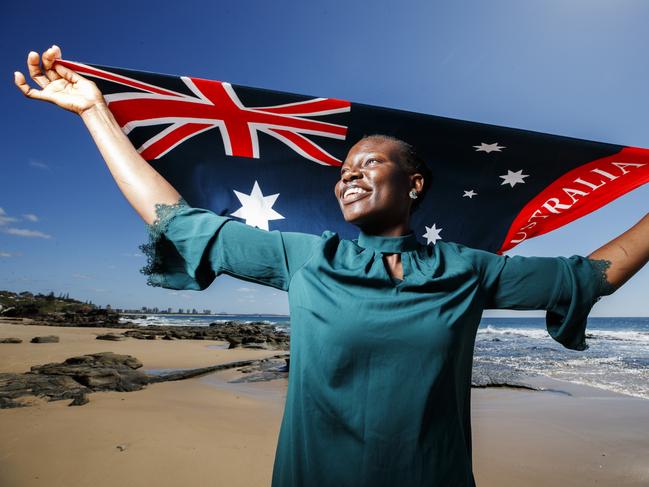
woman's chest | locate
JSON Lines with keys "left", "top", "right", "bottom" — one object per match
{"left": 288, "top": 262, "right": 484, "bottom": 358}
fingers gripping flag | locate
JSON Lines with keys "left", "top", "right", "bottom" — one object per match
{"left": 58, "top": 60, "right": 649, "bottom": 253}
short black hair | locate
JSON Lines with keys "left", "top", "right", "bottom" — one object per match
{"left": 359, "top": 134, "right": 432, "bottom": 213}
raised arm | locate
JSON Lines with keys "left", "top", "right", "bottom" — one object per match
{"left": 14, "top": 45, "right": 180, "bottom": 224}
{"left": 587, "top": 212, "right": 649, "bottom": 292}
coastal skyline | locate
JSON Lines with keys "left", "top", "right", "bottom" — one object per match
{"left": 2, "top": 1, "right": 648, "bottom": 315}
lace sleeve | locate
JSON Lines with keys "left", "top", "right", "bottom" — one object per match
{"left": 139, "top": 198, "right": 191, "bottom": 287}
{"left": 587, "top": 258, "right": 616, "bottom": 298}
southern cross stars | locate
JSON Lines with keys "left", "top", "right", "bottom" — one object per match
{"left": 423, "top": 224, "right": 443, "bottom": 245}
{"left": 230, "top": 181, "right": 285, "bottom": 230}
{"left": 463, "top": 190, "right": 477, "bottom": 198}
{"left": 473, "top": 142, "right": 505, "bottom": 153}
{"left": 499, "top": 170, "right": 529, "bottom": 187}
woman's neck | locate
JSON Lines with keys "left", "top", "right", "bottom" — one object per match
{"left": 358, "top": 219, "right": 411, "bottom": 238}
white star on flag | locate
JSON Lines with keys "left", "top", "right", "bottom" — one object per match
{"left": 230, "top": 181, "right": 285, "bottom": 230}
{"left": 463, "top": 190, "right": 478, "bottom": 198}
{"left": 499, "top": 169, "right": 529, "bottom": 187}
{"left": 423, "top": 224, "right": 443, "bottom": 245}
{"left": 473, "top": 142, "right": 505, "bottom": 153}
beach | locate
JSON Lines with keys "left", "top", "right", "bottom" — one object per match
{"left": 1, "top": 321, "right": 648, "bottom": 487}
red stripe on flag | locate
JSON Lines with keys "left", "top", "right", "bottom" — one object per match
{"left": 498, "top": 146, "right": 649, "bottom": 253}
{"left": 56, "top": 59, "right": 182, "bottom": 97}
{"left": 140, "top": 122, "right": 213, "bottom": 160}
{"left": 270, "top": 129, "right": 343, "bottom": 166}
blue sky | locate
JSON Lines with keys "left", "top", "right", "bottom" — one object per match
{"left": 1, "top": 0, "right": 647, "bottom": 315}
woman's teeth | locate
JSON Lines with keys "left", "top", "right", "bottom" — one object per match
{"left": 343, "top": 187, "right": 369, "bottom": 200}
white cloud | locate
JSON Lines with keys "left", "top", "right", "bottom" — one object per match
{"left": 237, "top": 297, "right": 256, "bottom": 303}
{"left": 72, "top": 273, "right": 93, "bottom": 280}
{"left": 236, "top": 287, "right": 256, "bottom": 293}
{"left": 170, "top": 291, "right": 192, "bottom": 299}
{"left": 22, "top": 213, "right": 39, "bottom": 222}
{"left": 4, "top": 228, "right": 52, "bottom": 239}
{"left": 29, "top": 159, "right": 50, "bottom": 170}
{"left": 121, "top": 252, "right": 144, "bottom": 258}
{"left": 0, "top": 208, "right": 18, "bottom": 226}
{"left": 0, "top": 251, "right": 17, "bottom": 257}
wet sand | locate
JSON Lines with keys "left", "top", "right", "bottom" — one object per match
{"left": 1, "top": 322, "right": 648, "bottom": 486}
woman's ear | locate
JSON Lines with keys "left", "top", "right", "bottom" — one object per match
{"left": 411, "top": 173, "right": 424, "bottom": 194}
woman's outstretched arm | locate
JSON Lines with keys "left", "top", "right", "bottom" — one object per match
{"left": 587, "top": 212, "right": 649, "bottom": 292}
{"left": 14, "top": 45, "right": 180, "bottom": 225}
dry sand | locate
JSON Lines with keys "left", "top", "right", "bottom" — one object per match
{"left": 1, "top": 322, "right": 648, "bottom": 486}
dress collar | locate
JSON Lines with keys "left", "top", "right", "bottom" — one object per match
{"left": 357, "top": 230, "right": 419, "bottom": 253}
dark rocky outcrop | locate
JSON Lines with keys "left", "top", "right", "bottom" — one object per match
{"left": 0, "top": 337, "right": 22, "bottom": 344}
{"left": 96, "top": 333, "right": 126, "bottom": 341}
{"left": 0, "top": 352, "right": 147, "bottom": 408}
{"left": 119, "top": 322, "right": 290, "bottom": 351}
{"left": 30, "top": 335, "right": 60, "bottom": 343}
{"left": 471, "top": 361, "right": 545, "bottom": 391}
{"left": 0, "top": 352, "right": 290, "bottom": 409}
{"left": 147, "top": 354, "right": 290, "bottom": 384}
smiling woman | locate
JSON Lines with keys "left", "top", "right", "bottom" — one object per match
{"left": 15, "top": 44, "right": 649, "bottom": 487}
{"left": 336, "top": 135, "right": 432, "bottom": 231}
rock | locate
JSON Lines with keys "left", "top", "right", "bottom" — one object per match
{"left": 116, "top": 444, "right": 128, "bottom": 452}
{"left": 471, "top": 361, "right": 543, "bottom": 391}
{"left": 96, "top": 333, "right": 126, "bottom": 341}
{"left": 0, "top": 352, "right": 150, "bottom": 408}
{"left": 242, "top": 342, "right": 269, "bottom": 350}
{"left": 124, "top": 331, "right": 147, "bottom": 340}
{"left": 229, "top": 357, "right": 291, "bottom": 383}
{"left": 69, "top": 393, "right": 89, "bottom": 406}
{"left": 0, "top": 372, "right": 89, "bottom": 408}
{"left": 30, "top": 352, "right": 148, "bottom": 392}
{"left": 0, "top": 337, "right": 22, "bottom": 344}
{"left": 30, "top": 335, "right": 59, "bottom": 343}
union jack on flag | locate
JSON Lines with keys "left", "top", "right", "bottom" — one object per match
{"left": 59, "top": 60, "right": 351, "bottom": 165}
{"left": 58, "top": 59, "right": 649, "bottom": 252}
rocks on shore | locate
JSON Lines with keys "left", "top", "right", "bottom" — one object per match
{"left": 96, "top": 333, "right": 126, "bottom": 341}
{"left": 0, "top": 352, "right": 149, "bottom": 409}
{"left": 30, "top": 335, "right": 60, "bottom": 343}
{"left": 0, "top": 337, "right": 22, "bottom": 344}
{"left": 471, "top": 360, "right": 544, "bottom": 391}
{"left": 120, "top": 322, "right": 290, "bottom": 351}
{"left": 0, "top": 351, "right": 291, "bottom": 409}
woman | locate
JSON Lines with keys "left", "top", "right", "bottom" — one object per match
{"left": 15, "top": 46, "right": 649, "bottom": 487}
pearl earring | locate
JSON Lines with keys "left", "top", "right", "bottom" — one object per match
{"left": 409, "top": 190, "right": 418, "bottom": 200}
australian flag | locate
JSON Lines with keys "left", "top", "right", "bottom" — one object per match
{"left": 58, "top": 60, "right": 649, "bottom": 254}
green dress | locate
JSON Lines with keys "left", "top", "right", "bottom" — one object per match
{"left": 141, "top": 202, "right": 611, "bottom": 487}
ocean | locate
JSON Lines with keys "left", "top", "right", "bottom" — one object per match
{"left": 476, "top": 317, "right": 649, "bottom": 400}
{"left": 121, "top": 314, "right": 649, "bottom": 400}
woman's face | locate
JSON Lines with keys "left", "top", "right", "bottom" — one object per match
{"left": 335, "top": 138, "right": 421, "bottom": 232}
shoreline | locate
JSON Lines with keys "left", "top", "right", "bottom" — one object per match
{"left": 1, "top": 322, "right": 648, "bottom": 486}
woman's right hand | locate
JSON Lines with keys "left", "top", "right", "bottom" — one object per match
{"left": 15, "top": 44, "right": 182, "bottom": 224}
{"left": 14, "top": 45, "right": 106, "bottom": 115}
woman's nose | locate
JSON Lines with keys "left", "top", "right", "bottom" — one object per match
{"left": 342, "top": 167, "right": 361, "bottom": 182}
